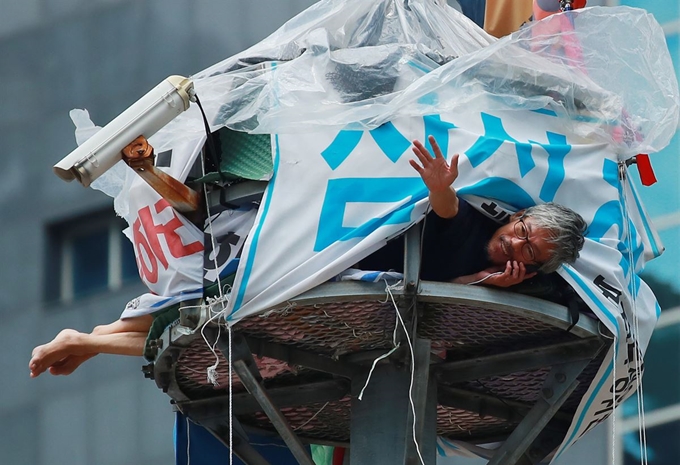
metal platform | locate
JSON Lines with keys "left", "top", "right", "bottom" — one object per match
{"left": 145, "top": 226, "right": 610, "bottom": 465}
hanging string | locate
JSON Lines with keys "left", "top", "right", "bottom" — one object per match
{"left": 201, "top": 312, "right": 222, "bottom": 386}
{"left": 228, "top": 323, "right": 233, "bottom": 465}
{"left": 359, "top": 281, "right": 402, "bottom": 400}
{"left": 465, "top": 271, "right": 503, "bottom": 286}
{"left": 357, "top": 344, "right": 401, "bottom": 401}
{"left": 619, "top": 163, "right": 648, "bottom": 465}
{"left": 385, "top": 281, "right": 426, "bottom": 465}
{"left": 609, "top": 163, "right": 624, "bottom": 465}
{"left": 611, "top": 337, "right": 617, "bottom": 465}
{"left": 201, "top": 183, "right": 235, "bottom": 465}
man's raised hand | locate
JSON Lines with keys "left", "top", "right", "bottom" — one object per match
{"left": 410, "top": 135, "right": 460, "bottom": 218}
{"left": 410, "top": 135, "right": 459, "bottom": 193}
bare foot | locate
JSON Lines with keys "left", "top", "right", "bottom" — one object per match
{"left": 48, "top": 353, "right": 96, "bottom": 376}
{"left": 30, "top": 329, "right": 87, "bottom": 378}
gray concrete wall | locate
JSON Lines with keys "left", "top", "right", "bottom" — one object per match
{"left": 0, "top": 1, "right": 314, "bottom": 464}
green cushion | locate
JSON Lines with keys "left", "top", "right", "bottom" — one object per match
{"left": 193, "top": 128, "right": 273, "bottom": 184}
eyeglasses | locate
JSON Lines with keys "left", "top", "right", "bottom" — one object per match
{"left": 514, "top": 217, "right": 537, "bottom": 263}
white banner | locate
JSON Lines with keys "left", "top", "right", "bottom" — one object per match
{"left": 224, "top": 104, "right": 661, "bottom": 461}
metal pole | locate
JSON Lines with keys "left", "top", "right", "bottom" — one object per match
{"left": 350, "top": 363, "right": 412, "bottom": 465}
{"left": 406, "top": 338, "right": 437, "bottom": 465}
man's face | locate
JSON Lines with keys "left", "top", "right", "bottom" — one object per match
{"left": 486, "top": 213, "right": 556, "bottom": 267}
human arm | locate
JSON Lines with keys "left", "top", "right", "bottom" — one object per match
{"left": 29, "top": 315, "right": 153, "bottom": 378}
{"left": 452, "top": 261, "right": 537, "bottom": 287}
{"left": 409, "top": 135, "right": 460, "bottom": 219}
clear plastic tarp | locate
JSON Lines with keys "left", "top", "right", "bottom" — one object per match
{"left": 154, "top": 1, "right": 678, "bottom": 160}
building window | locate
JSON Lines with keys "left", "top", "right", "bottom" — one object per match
{"left": 46, "top": 209, "right": 139, "bottom": 302}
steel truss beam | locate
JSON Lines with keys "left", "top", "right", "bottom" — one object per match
{"left": 178, "top": 379, "right": 350, "bottom": 417}
{"left": 437, "top": 386, "right": 573, "bottom": 426}
{"left": 435, "top": 338, "right": 604, "bottom": 384}
{"left": 487, "top": 358, "right": 592, "bottom": 465}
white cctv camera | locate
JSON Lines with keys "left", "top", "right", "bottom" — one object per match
{"left": 54, "top": 75, "right": 194, "bottom": 187}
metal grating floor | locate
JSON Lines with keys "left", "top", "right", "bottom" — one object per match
{"left": 163, "top": 286, "right": 605, "bottom": 445}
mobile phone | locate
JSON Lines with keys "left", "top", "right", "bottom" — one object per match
{"left": 524, "top": 264, "right": 540, "bottom": 274}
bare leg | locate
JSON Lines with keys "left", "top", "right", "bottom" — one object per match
{"left": 29, "top": 315, "right": 153, "bottom": 378}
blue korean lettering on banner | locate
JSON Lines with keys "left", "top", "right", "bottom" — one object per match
{"left": 588, "top": 158, "right": 646, "bottom": 281}
{"left": 532, "top": 132, "right": 570, "bottom": 202}
{"left": 315, "top": 111, "right": 583, "bottom": 253}
{"left": 588, "top": 200, "right": 623, "bottom": 242}
{"left": 423, "top": 114, "right": 456, "bottom": 155}
{"left": 602, "top": 158, "right": 619, "bottom": 188}
{"left": 321, "top": 123, "right": 412, "bottom": 169}
{"left": 320, "top": 130, "right": 363, "bottom": 170}
{"left": 466, "top": 113, "right": 535, "bottom": 176}
{"left": 315, "top": 115, "right": 455, "bottom": 251}
{"left": 321, "top": 115, "right": 456, "bottom": 170}
{"left": 314, "top": 177, "right": 427, "bottom": 251}
{"left": 369, "top": 122, "right": 411, "bottom": 163}
{"left": 464, "top": 113, "right": 574, "bottom": 201}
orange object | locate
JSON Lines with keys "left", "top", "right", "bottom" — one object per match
{"left": 122, "top": 135, "right": 202, "bottom": 213}
{"left": 484, "top": 0, "right": 533, "bottom": 38}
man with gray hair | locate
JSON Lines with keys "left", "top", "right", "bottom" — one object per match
{"left": 360, "top": 135, "right": 587, "bottom": 288}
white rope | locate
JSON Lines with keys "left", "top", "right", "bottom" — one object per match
{"left": 610, "top": 163, "right": 624, "bottom": 465}
{"left": 385, "top": 282, "right": 426, "bottom": 465}
{"left": 357, "top": 344, "right": 401, "bottom": 401}
{"left": 199, "top": 146, "right": 233, "bottom": 465}
{"left": 359, "top": 281, "right": 403, "bottom": 400}
{"left": 611, "top": 339, "right": 617, "bottom": 465}
{"left": 619, "top": 167, "right": 648, "bottom": 465}
{"left": 201, "top": 309, "right": 223, "bottom": 386}
{"left": 228, "top": 324, "right": 233, "bottom": 465}
{"left": 465, "top": 271, "right": 503, "bottom": 286}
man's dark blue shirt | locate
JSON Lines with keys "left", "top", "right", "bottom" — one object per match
{"left": 357, "top": 199, "right": 500, "bottom": 281}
